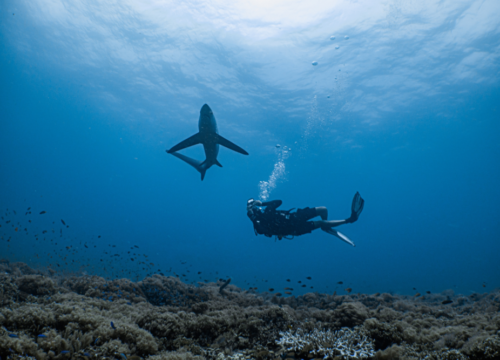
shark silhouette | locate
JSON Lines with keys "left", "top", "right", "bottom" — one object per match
{"left": 167, "top": 104, "right": 248, "bottom": 180}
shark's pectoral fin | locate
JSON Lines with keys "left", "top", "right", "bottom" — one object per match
{"left": 170, "top": 152, "right": 207, "bottom": 181}
{"left": 167, "top": 133, "right": 203, "bottom": 153}
{"left": 214, "top": 159, "right": 222, "bottom": 167}
{"left": 215, "top": 134, "right": 249, "bottom": 155}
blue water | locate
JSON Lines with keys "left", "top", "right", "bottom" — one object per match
{"left": 1, "top": 0, "right": 499, "bottom": 296}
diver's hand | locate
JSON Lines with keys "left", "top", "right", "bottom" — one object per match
{"left": 253, "top": 200, "right": 262, "bottom": 206}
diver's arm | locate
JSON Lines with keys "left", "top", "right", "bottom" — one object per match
{"left": 261, "top": 200, "right": 282, "bottom": 210}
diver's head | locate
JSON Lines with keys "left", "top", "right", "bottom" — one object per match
{"left": 247, "top": 198, "right": 257, "bottom": 211}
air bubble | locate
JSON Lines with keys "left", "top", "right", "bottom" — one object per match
{"left": 344, "top": 35, "right": 349, "bottom": 40}
{"left": 335, "top": 46, "right": 340, "bottom": 49}
{"left": 312, "top": 61, "right": 318, "bottom": 66}
{"left": 330, "top": 36, "right": 335, "bottom": 40}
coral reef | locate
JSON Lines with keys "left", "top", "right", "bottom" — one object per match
{"left": 0, "top": 260, "right": 499, "bottom": 360}
{"left": 277, "top": 327, "right": 375, "bottom": 359}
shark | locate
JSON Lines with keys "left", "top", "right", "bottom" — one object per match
{"left": 166, "top": 104, "right": 248, "bottom": 180}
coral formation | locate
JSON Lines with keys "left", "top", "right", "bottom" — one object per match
{"left": 0, "top": 260, "right": 499, "bottom": 360}
{"left": 277, "top": 327, "right": 375, "bottom": 359}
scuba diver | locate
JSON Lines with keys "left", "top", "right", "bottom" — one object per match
{"left": 247, "top": 192, "right": 364, "bottom": 247}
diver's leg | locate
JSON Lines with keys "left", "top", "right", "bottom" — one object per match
{"left": 310, "top": 221, "right": 356, "bottom": 246}
{"left": 315, "top": 207, "right": 328, "bottom": 220}
{"left": 312, "top": 193, "right": 365, "bottom": 229}
{"left": 312, "top": 219, "right": 348, "bottom": 230}
{"left": 323, "top": 228, "right": 356, "bottom": 247}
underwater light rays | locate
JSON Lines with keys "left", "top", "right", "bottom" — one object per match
{"left": 8, "top": 0, "right": 500, "bottom": 125}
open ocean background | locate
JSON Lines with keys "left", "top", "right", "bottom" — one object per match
{"left": 1, "top": 0, "right": 499, "bottom": 296}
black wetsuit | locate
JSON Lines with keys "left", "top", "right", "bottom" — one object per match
{"left": 247, "top": 200, "right": 318, "bottom": 238}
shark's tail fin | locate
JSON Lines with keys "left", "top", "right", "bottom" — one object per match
{"left": 168, "top": 151, "right": 207, "bottom": 180}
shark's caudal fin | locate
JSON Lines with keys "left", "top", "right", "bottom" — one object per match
{"left": 169, "top": 151, "right": 207, "bottom": 181}
{"left": 215, "top": 134, "right": 249, "bottom": 155}
{"left": 167, "top": 133, "right": 202, "bottom": 153}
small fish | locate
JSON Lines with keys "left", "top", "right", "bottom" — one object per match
{"left": 298, "top": 281, "right": 301, "bottom": 283}
{"left": 61, "top": 219, "right": 66, "bottom": 225}
{"left": 40, "top": 211, "right": 46, "bottom": 214}
{"left": 442, "top": 300, "right": 453, "bottom": 305}
{"left": 373, "top": 292, "right": 380, "bottom": 296}
{"left": 426, "top": 291, "right": 431, "bottom": 294}
{"left": 111, "top": 321, "right": 116, "bottom": 329}
{"left": 120, "top": 354, "right": 127, "bottom": 360}
{"left": 94, "top": 337, "right": 100, "bottom": 345}
{"left": 275, "top": 292, "right": 282, "bottom": 297}
{"left": 337, "top": 281, "right": 343, "bottom": 284}
{"left": 306, "top": 277, "right": 311, "bottom": 280}
{"left": 15, "top": 227, "right": 18, "bottom": 232}
{"left": 284, "top": 287, "right": 293, "bottom": 291}
{"left": 269, "top": 288, "right": 274, "bottom": 292}
{"left": 345, "top": 288, "right": 352, "bottom": 293}
{"left": 413, "top": 287, "right": 416, "bottom": 290}
{"left": 198, "top": 271, "right": 201, "bottom": 274}
{"left": 415, "top": 293, "right": 421, "bottom": 297}
{"left": 84, "top": 353, "right": 91, "bottom": 357}
{"left": 482, "top": 283, "right": 486, "bottom": 287}
{"left": 127, "top": 302, "right": 132, "bottom": 305}
{"left": 301, "top": 285, "right": 306, "bottom": 287}
{"left": 285, "top": 291, "right": 292, "bottom": 295}
{"left": 286, "top": 279, "right": 290, "bottom": 282}
{"left": 38, "top": 334, "right": 47, "bottom": 338}
{"left": 8, "top": 334, "right": 18, "bottom": 338}
{"left": 61, "top": 350, "right": 70, "bottom": 354}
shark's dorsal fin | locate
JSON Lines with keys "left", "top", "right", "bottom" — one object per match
{"left": 215, "top": 134, "right": 249, "bottom": 155}
{"left": 167, "top": 133, "right": 202, "bottom": 153}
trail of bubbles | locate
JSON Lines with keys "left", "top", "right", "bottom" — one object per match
{"left": 258, "top": 146, "right": 291, "bottom": 201}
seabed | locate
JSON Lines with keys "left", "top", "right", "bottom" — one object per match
{"left": 0, "top": 260, "right": 499, "bottom": 360}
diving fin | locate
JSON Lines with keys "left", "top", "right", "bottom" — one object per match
{"left": 347, "top": 191, "right": 364, "bottom": 223}
{"left": 169, "top": 151, "right": 207, "bottom": 181}
{"left": 323, "top": 228, "right": 356, "bottom": 247}
{"left": 167, "top": 133, "right": 202, "bottom": 153}
{"left": 215, "top": 134, "right": 249, "bottom": 155}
